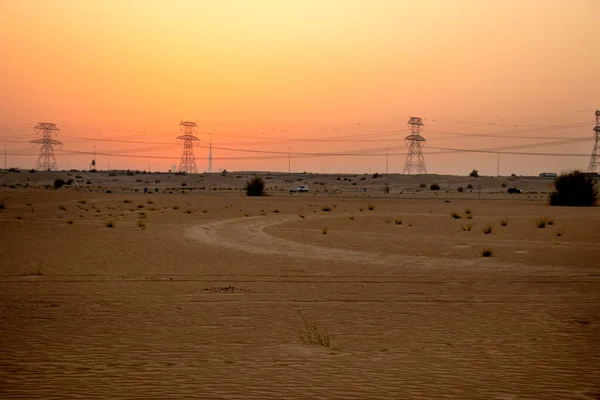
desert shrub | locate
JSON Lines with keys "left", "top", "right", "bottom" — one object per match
{"left": 430, "top": 183, "right": 440, "bottom": 191}
{"left": 549, "top": 171, "right": 597, "bottom": 207}
{"left": 501, "top": 183, "right": 507, "bottom": 188}
{"left": 322, "top": 227, "right": 328, "bottom": 235}
{"left": 556, "top": 231, "right": 562, "bottom": 237}
{"left": 137, "top": 219, "right": 146, "bottom": 229}
{"left": 105, "top": 220, "right": 115, "bottom": 228}
{"left": 467, "top": 184, "right": 473, "bottom": 189}
{"left": 53, "top": 179, "right": 65, "bottom": 189}
{"left": 105, "top": 190, "right": 112, "bottom": 194}
{"left": 321, "top": 206, "right": 331, "bottom": 212}
{"left": 464, "top": 208, "right": 472, "bottom": 215}
{"left": 394, "top": 219, "right": 402, "bottom": 225}
{"left": 482, "top": 223, "right": 493, "bottom": 234}
{"left": 0, "top": 202, "right": 5, "bottom": 210}
{"left": 349, "top": 215, "right": 355, "bottom": 220}
{"left": 245, "top": 176, "right": 265, "bottom": 196}
{"left": 470, "top": 169, "right": 479, "bottom": 177}
{"left": 58, "top": 205, "right": 66, "bottom": 211}
{"left": 420, "top": 183, "right": 426, "bottom": 188}
{"left": 461, "top": 224, "right": 473, "bottom": 231}
{"left": 372, "top": 172, "right": 379, "bottom": 178}
{"left": 66, "top": 220, "right": 73, "bottom": 225}
{"left": 457, "top": 186, "right": 464, "bottom": 193}
{"left": 536, "top": 218, "right": 547, "bottom": 228}
{"left": 368, "top": 204, "right": 375, "bottom": 210}
{"left": 382, "top": 185, "right": 390, "bottom": 194}
{"left": 451, "top": 212, "right": 461, "bottom": 219}
{"left": 272, "top": 209, "right": 279, "bottom": 213}
{"left": 500, "top": 218, "right": 508, "bottom": 226}
{"left": 547, "top": 218, "right": 555, "bottom": 225}
{"left": 482, "top": 249, "right": 493, "bottom": 257}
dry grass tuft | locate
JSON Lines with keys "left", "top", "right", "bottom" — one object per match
{"left": 500, "top": 218, "right": 508, "bottom": 226}
{"left": 536, "top": 217, "right": 547, "bottom": 229}
{"left": 321, "top": 206, "right": 331, "bottom": 212}
{"left": 482, "top": 223, "right": 493, "bottom": 234}
{"left": 482, "top": 249, "right": 493, "bottom": 257}
{"left": 368, "top": 204, "right": 376, "bottom": 211}
{"left": 461, "top": 223, "right": 473, "bottom": 231}
{"left": 394, "top": 219, "right": 402, "bottom": 225}
{"left": 298, "top": 312, "right": 330, "bottom": 347}
{"left": 451, "top": 212, "right": 461, "bottom": 219}
{"left": 105, "top": 220, "right": 115, "bottom": 228}
{"left": 322, "top": 227, "right": 328, "bottom": 235}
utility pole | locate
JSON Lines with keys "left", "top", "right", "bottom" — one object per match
{"left": 386, "top": 147, "right": 389, "bottom": 174}
{"left": 4, "top": 144, "right": 6, "bottom": 170}
{"left": 497, "top": 148, "right": 500, "bottom": 177}
{"left": 288, "top": 147, "right": 291, "bottom": 174}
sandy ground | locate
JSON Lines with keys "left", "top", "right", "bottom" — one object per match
{"left": 1, "top": 171, "right": 599, "bottom": 399}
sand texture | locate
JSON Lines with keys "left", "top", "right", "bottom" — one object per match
{"left": 1, "top": 171, "right": 599, "bottom": 399}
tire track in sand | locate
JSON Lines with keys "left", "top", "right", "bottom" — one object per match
{"left": 187, "top": 215, "right": 486, "bottom": 270}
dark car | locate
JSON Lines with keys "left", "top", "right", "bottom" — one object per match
{"left": 507, "top": 187, "right": 522, "bottom": 194}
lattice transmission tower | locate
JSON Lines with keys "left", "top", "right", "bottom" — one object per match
{"left": 176, "top": 121, "right": 200, "bottom": 173}
{"left": 402, "top": 117, "right": 427, "bottom": 175}
{"left": 588, "top": 109, "right": 600, "bottom": 173}
{"left": 30, "top": 122, "right": 63, "bottom": 171}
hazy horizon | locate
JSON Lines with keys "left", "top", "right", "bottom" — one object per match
{"left": 1, "top": 0, "right": 598, "bottom": 175}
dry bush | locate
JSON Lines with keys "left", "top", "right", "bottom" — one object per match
{"left": 322, "top": 227, "right": 328, "bottom": 235}
{"left": 461, "top": 224, "right": 473, "bottom": 232}
{"left": 394, "top": 219, "right": 402, "bottom": 225}
{"left": 368, "top": 204, "right": 375, "bottom": 211}
{"left": 451, "top": 212, "right": 461, "bottom": 219}
{"left": 482, "top": 249, "right": 493, "bottom": 257}
{"left": 321, "top": 206, "right": 331, "bottom": 212}
{"left": 536, "top": 218, "right": 547, "bottom": 229}
{"left": 105, "top": 220, "right": 115, "bottom": 228}
{"left": 500, "top": 218, "right": 508, "bottom": 227}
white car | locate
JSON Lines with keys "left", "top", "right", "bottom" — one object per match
{"left": 290, "top": 186, "right": 309, "bottom": 193}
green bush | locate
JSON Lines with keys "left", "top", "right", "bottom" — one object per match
{"left": 245, "top": 176, "right": 265, "bottom": 196}
{"left": 549, "top": 171, "right": 597, "bottom": 207}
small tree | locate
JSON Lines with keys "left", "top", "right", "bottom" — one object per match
{"left": 469, "top": 169, "right": 479, "bottom": 177}
{"left": 549, "top": 171, "right": 597, "bottom": 207}
{"left": 245, "top": 176, "right": 265, "bottom": 196}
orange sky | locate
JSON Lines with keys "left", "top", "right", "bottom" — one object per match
{"left": 0, "top": 0, "right": 598, "bottom": 175}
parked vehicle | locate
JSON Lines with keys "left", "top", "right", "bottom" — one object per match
{"left": 507, "top": 187, "right": 522, "bottom": 194}
{"left": 290, "top": 186, "right": 309, "bottom": 193}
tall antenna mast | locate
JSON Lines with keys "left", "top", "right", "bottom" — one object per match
{"left": 30, "top": 122, "right": 63, "bottom": 171}
{"left": 402, "top": 117, "right": 427, "bottom": 175}
{"left": 176, "top": 121, "right": 200, "bottom": 174}
{"left": 589, "top": 109, "right": 600, "bottom": 173}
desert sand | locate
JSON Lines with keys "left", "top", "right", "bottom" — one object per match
{"left": 1, "top": 170, "right": 599, "bottom": 399}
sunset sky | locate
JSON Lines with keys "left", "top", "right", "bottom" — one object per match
{"left": 1, "top": 0, "right": 598, "bottom": 175}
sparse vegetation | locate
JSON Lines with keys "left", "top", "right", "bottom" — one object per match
{"left": 53, "top": 179, "right": 65, "bottom": 189}
{"left": 368, "top": 204, "right": 375, "bottom": 211}
{"left": 501, "top": 182, "right": 507, "bottom": 188}
{"left": 536, "top": 218, "right": 547, "bottom": 228}
{"left": 394, "top": 219, "right": 402, "bottom": 225}
{"left": 78, "top": 200, "right": 87, "bottom": 204}
{"left": 420, "top": 183, "right": 426, "bottom": 188}
{"left": 547, "top": 217, "right": 555, "bottom": 226}
{"left": 321, "top": 206, "right": 331, "bottom": 212}
{"left": 550, "top": 171, "right": 597, "bottom": 207}
{"left": 430, "top": 183, "right": 440, "bottom": 190}
{"left": 464, "top": 208, "right": 472, "bottom": 215}
{"left": 500, "top": 218, "right": 508, "bottom": 227}
{"left": 556, "top": 231, "right": 563, "bottom": 237}
{"left": 31, "top": 267, "right": 42, "bottom": 276}
{"left": 482, "top": 223, "right": 493, "bottom": 234}
{"left": 66, "top": 219, "right": 73, "bottom": 224}
{"left": 349, "top": 215, "right": 355, "bottom": 220}
{"left": 482, "top": 249, "right": 493, "bottom": 257}
{"left": 58, "top": 205, "right": 67, "bottom": 211}
{"left": 202, "top": 209, "right": 208, "bottom": 213}
{"left": 137, "top": 219, "right": 146, "bottom": 229}
{"left": 0, "top": 201, "right": 5, "bottom": 210}
{"left": 298, "top": 312, "right": 330, "bottom": 347}
{"left": 147, "top": 200, "right": 154, "bottom": 204}
{"left": 467, "top": 184, "right": 474, "bottom": 189}
{"left": 298, "top": 213, "right": 305, "bottom": 219}
{"left": 245, "top": 176, "right": 265, "bottom": 196}
{"left": 322, "top": 227, "right": 328, "bottom": 235}
{"left": 382, "top": 184, "right": 390, "bottom": 194}
{"left": 184, "top": 210, "right": 194, "bottom": 214}
{"left": 272, "top": 209, "right": 280, "bottom": 213}
{"left": 461, "top": 223, "right": 473, "bottom": 231}
{"left": 470, "top": 169, "right": 479, "bottom": 177}
{"left": 105, "top": 220, "right": 115, "bottom": 228}
{"left": 451, "top": 212, "right": 461, "bottom": 219}
{"left": 457, "top": 186, "right": 464, "bottom": 192}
